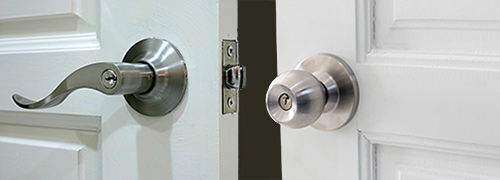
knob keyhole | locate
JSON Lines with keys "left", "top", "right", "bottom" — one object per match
{"left": 279, "top": 93, "right": 292, "bottom": 111}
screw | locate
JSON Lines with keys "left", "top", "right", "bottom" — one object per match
{"left": 101, "top": 69, "right": 117, "bottom": 89}
{"left": 279, "top": 93, "right": 292, "bottom": 111}
{"left": 227, "top": 97, "right": 234, "bottom": 108}
{"left": 227, "top": 46, "right": 234, "bottom": 57}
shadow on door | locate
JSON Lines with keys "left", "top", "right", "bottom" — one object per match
{"left": 239, "top": 0, "right": 281, "bottom": 179}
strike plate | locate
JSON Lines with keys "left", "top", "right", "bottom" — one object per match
{"left": 222, "top": 40, "right": 238, "bottom": 114}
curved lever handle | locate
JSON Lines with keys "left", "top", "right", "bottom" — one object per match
{"left": 12, "top": 38, "right": 188, "bottom": 116}
{"left": 13, "top": 62, "right": 153, "bottom": 109}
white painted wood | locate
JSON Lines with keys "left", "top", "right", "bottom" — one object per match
{"left": 0, "top": 33, "right": 100, "bottom": 54}
{"left": 277, "top": 0, "right": 500, "bottom": 179}
{"left": 371, "top": 0, "right": 500, "bottom": 54}
{"left": 277, "top": 0, "right": 358, "bottom": 179}
{"left": 0, "top": 114, "right": 100, "bottom": 180}
{"left": 0, "top": 0, "right": 73, "bottom": 20}
{"left": 0, "top": 0, "right": 98, "bottom": 53}
{"left": 0, "top": 110, "right": 100, "bottom": 132}
{"left": 360, "top": 131, "right": 500, "bottom": 180}
{"left": 356, "top": 0, "right": 500, "bottom": 147}
{"left": 0, "top": 0, "right": 237, "bottom": 179}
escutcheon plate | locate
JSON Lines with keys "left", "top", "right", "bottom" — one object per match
{"left": 297, "top": 54, "right": 359, "bottom": 130}
{"left": 122, "top": 38, "right": 187, "bottom": 116}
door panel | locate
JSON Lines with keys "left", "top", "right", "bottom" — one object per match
{"left": 370, "top": 0, "right": 500, "bottom": 53}
{"left": 277, "top": 0, "right": 358, "bottom": 179}
{"left": 0, "top": 0, "right": 237, "bottom": 179}
{"left": 0, "top": 111, "right": 100, "bottom": 180}
{"left": 356, "top": 0, "right": 500, "bottom": 179}
{"left": 0, "top": 0, "right": 99, "bottom": 53}
{"left": 357, "top": 0, "right": 500, "bottom": 146}
{"left": 360, "top": 131, "right": 500, "bottom": 180}
{"left": 277, "top": 0, "right": 500, "bottom": 179}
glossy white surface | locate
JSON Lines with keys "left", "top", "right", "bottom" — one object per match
{"left": 0, "top": 111, "right": 100, "bottom": 180}
{"left": 0, "top": 0, "right": 237, "bottom": 179}
{"left": 277, "top": 0, "right": 358, "bottom": 179}
{"left": 277, "top": 0, "right": 500, "bottom": 179}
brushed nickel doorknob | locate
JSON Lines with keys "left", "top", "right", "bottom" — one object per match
{"left": 265, "top": 54, "right": 359, "bottom": 130}
{"left": 12, "top": 38, "right": 187, "bottom": 116}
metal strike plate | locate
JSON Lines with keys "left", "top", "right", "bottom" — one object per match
{"left": 223, "top": 40, "right": 239, "bottom": 114}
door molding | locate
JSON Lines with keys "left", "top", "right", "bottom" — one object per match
{"left": 359, "top": 131, "right": 500, "bottom": 180}
{"left": 0, "top": 110, "right": 101, "bottom": 132}
{"left": 356, "top": 0, "right": 500, "bottom": 71}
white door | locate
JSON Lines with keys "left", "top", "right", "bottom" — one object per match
{"left": 0, "top": 0, "right": 237, "bottom": 179}
{"left": 276, "top": 0, "right": 500, "bottom": 179}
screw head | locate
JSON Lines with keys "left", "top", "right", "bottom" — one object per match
{"left": 227, "top": 97, "right": 234, "bottom": 108}
{"left": 278, "top": 93, "right": 292, "bottom": 111}
{"left": 227, "top": 46, "right": 234, "bottom": 57}
{"left": 101, "top": 69, "right": 117, "bottom": 89}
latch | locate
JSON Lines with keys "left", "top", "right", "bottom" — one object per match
{"left": 222, "top": 40, "right": 246, "bottom": 114}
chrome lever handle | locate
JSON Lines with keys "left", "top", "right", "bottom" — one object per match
{"left": 12, "top": 38, "right": 188, "bottom": 116}
{"left": 12, "top": 62, "right": 153, "bottom": 109}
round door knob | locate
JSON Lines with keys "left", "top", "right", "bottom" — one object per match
{"left": 266, "top": 70, "right": 327, "bottom": 128}
{"left": 265, "top": 54, "right": 359, "bottom": 130}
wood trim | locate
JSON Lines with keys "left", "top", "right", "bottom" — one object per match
{"left": 359, "top": 131, "right": 500, "bottom": 180}
{"left": 355, "top": 0, "right": 500, "bottom": 70}
{"left": 0, "top": 33, "right": 99, "bottom": 54}
{"left": 0, "top": 110, "right": 101, "bottom": 132}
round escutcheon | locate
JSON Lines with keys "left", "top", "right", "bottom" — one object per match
{"left": 122, "top": 38, "right": 187, "bottom": 116}
{"left": 297, "top": 54, "right": 359, "bottom": 130}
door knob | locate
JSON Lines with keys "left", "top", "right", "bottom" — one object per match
{"left": 12, "top": 38, "right": 187, "bottom": 116}
{"left": 265, "top": 54, "right": 359, "bottom": 130}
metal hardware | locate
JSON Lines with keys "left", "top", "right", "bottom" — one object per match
{"left": 101, "top": 69, "right": 118, "bottom": 89}
{"left": 278, "top": 93, "right": 292, "bottom": 111}
{"left": 122, "top": 38, "right": 187, "bottom": 116}
{"left": 265, "top": 54, "right": 359, "bottom": 130}
{"left": 222, "top": 40, "right": 245, "bottom": 114}
{"left": 227, "top": 97, "right": 235, "bottom": 108}
{"left": 227, "top": 45, "right": 234, "bottom": 57}
{"left": 225, "top": 65, "right": 246, "bottom": 89}
{"left": 12, "top": 38, "right": 187, "bottom": 116}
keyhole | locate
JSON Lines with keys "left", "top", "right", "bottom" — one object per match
{"left": 101, "top": 69, "right": 117, "bottom": 89}
{"left": 105, "top": 76, "right": 116, "bottom": 81}
{"left": 279, "top": 93, "right": 292, "bottom": 111}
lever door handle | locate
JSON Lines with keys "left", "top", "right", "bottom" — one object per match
{"left": 13, "top": 62, "right": 153, "bottom": 109}
{"left": 12, "top": 38, "right": 188, "bottom": 116}
{"left": 265, "top": 54, "right": 359, "bottom": 130}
